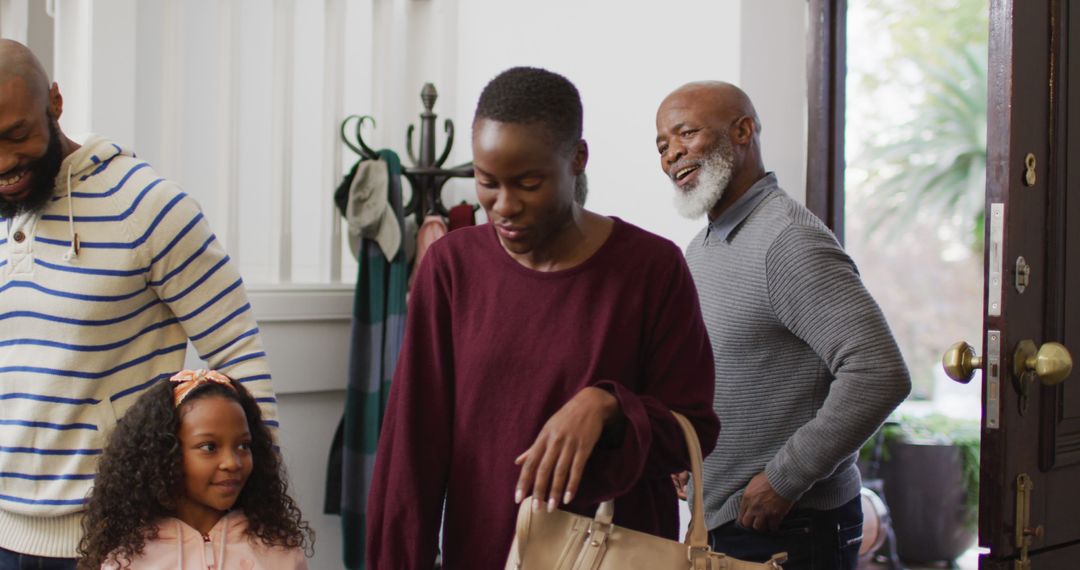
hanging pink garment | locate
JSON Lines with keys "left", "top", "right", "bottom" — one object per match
{"left": 410, "top": 215, "right": 448, "bottom": 289}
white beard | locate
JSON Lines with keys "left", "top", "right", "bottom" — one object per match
{"left": 671, "top": 147, "right": 734, "bottom": 220}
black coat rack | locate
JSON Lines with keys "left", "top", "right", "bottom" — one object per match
{"left": 340, "top": 83, "right": 474, "bottom": 226}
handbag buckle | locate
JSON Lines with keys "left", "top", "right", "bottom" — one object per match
{"left": 766, "top": 552, "right": 788, "bottom": 568}
{"left": 686, "top": 544, "right": 711, "bottom": 562}
{"left": 585, "top": 521, "right": 613, "bottom": 546}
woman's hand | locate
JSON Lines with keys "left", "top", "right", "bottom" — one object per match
{"left": 514, "top": 387, "right": 620, "bottom": 512}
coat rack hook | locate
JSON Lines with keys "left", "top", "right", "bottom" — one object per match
{"left": 435, "top": 119, "right": 455, "bottom": 168}
{"left": 340, "top": 114, "right": 380, "bottom": 160}
{"left": 405, "top": 124, "right": 420, "bottom": 166}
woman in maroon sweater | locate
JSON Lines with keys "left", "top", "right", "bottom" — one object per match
{"left": 366, "top": 67, "right": 719, "bottom": 569}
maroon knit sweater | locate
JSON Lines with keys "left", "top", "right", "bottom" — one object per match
{"left": 366, "top": 218, "right": 719, "bottom": 569}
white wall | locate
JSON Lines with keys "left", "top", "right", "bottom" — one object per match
{"left": 377, "top": 0, "right": 808, "bottom": 250}
{"left": 52, "top": 0, "right": 367, "bottom": 286}
{"left": 0, "top": 0, "right": 28, "bottom": 42}
{"left": 43, "top": 0, "right": 808, "bottom": 277}
{"left": 335, "top": 0, "right": 811, "bottom": 251}
{"left": 741, "top": 1, "right": 809, "bottom": 205}
{"left": 453, "top": 0, "right": 744, "bottom": 250}
{"left": 22, "top": 1, "right": 809, "bottom": 567}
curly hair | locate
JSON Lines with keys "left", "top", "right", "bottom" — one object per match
{"left": 474, "top": 66, "right": 583, "bottom": 153}
{"left": 77, "top": 378, "right": 311, "bottom": 569}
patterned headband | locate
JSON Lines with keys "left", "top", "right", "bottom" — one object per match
{"left": 169, "top": 369, "right": 236, "bottom": 407}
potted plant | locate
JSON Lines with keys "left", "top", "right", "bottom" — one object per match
{"left": 860, "top": 414, "right": 979, "bottom": 565}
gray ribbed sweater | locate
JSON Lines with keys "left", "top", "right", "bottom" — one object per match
{"left": 685, "top": 178, "right": 910, "bottom": 531}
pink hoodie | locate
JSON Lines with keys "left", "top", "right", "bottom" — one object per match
{"left": 102, "top": 511, "right": 307, "bottom": 570}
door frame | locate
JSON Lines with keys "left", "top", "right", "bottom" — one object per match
{"left": 806, "top": 0, "right": 847, "bottom": 244}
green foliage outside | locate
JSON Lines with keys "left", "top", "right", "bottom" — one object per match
{"left": 856, "top": 0, "right": 990, "bottom": 250}
{"left": 861, "top": 414, "right": 980, "bottom": 529}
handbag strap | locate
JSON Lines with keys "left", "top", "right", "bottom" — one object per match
{"left": 589, "top": 411, "right": 709, "bottom": 548}
{"left": 670, "top": 411, "right": 709, "bottom": 549}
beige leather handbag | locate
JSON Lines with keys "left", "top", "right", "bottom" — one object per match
{"left": 505, "top": 412, "right": 787, "bottom": 570}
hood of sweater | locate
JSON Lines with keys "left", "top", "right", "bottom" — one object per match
{"left": 155, "top": 510, "right": 247, "bottom": 543}
{"left": 49, "top": 135, "right": 137, "bottom": 261}
{"left": 156, "top": 511, "right": 244, "bottom": 570}
{"left": 56, "top": 135, "right": 134, "bottom": 185}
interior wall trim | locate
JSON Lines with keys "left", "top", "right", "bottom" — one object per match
{"left": 247, "top": 286, "right": 354, "bottom": 323}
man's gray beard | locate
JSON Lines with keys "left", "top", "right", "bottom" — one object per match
{"left": 671, "top": 147, "right": 734, "bottom": 220}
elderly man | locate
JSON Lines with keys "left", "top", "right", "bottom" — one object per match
{"left": 655, "top": 81, "right": 911, "bottom": 569}
{"left": 0, "top": 40, "right": 277, "bottom": 567}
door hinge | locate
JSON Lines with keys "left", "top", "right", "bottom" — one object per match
{"left": 1014, "top": 473, "right": 1043, "bottom": 570}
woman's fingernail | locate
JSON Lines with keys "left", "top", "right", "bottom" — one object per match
{"left": 563, "top": 492, "right": 572, "bottom": 504}
{"left": 515, "top": 489, "right": 523, "bottom": 504}
{"left": 532, "top": 498, "right": 540, "bottom": 513}
{"left": 547, "top": 498, "right": 557, "bottom": 512}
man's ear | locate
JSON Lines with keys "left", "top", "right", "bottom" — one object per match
{"left": 731, "top": 115, "right": 756, "bottom": 146}
{"left": 573, "top": 139, "right": 589, "bottom": 175}
{"left": 47, "top": 82, "right": 63, "bottom": 120}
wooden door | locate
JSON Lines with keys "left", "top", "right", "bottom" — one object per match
{"left": 807, "top": 0, "right": 1080, "bottom": 565}
{"left": 976, "top": 0, "right": 1080, "bottom": 566}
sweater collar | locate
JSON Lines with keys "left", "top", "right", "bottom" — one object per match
{"left": 705, "top": 173, "right": 779, "bottom": 244}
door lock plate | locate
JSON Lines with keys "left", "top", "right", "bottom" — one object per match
{"left": 989, "top": 204, "right": 1004, "bottom": 316}
{"left": 986, "top": 330, "right": 1001, "bottom": 429}
{"left": 1016, "top": 256, "right": 1030, "bottom": 294}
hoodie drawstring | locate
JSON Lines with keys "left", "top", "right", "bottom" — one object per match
{"left": 217, "top": 513, "right": 229, "bottom": 569}
{"left": 175, "top": 519, "right": 183, "bottom": 570}
{"left": 61, "top": 162, "right": 79, "bottom": 262}
{"left": 172, "top": 514, "right": 234, "bottom": 569}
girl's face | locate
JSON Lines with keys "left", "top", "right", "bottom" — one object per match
{"left": 174, "top": 395, "right": 253, "bottom": 535}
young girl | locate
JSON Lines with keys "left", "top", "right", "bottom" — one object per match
{"left": 78, "top": 370, "right": 312, "bottom": 569}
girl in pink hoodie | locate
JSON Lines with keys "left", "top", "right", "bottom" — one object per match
{"left": 78, "top": 371, "right": 312, "bottom": 569}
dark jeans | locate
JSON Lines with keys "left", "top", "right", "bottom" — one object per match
{"left": 0, "top": 547, "right": 75, "bottom": 570}
{"left": 709, "top": 495, "right": 863, "bottom": 570}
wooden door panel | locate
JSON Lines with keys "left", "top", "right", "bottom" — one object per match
{"left": 1036, "top": 0, "right": 1080, "bottom": 549}
{"left": 983, "top": 0, "right": 1052, "bottom": 555}
{"left": 983, "top": 0, "right": 1080, "bottom": 559}
{"left": 1047, "top": 0, "right": 1080, "bottom": 474}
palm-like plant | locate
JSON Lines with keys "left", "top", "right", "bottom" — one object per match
{"left": 859, "top": 45, "right": 988, "bottom": 249}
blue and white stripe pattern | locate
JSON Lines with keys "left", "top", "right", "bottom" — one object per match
{"left": 0, "top": 136, "right": 277, "bottom": 558}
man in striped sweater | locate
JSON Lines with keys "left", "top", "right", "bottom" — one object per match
{"left": 655, "top": 81, "right": 911, "bottom": 569}
{"left": 0, "top": 40, "right": 277, "bottom": 566}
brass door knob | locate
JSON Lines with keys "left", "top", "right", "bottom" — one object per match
{"left": 943, "top": 341, "right": 983, "bottom": 384}
{"left": 1014, "top": 341, "right": 1073, "bottom": 386}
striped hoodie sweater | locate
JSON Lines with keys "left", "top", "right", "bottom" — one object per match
{"left": 0, "top": 136, "right": 277, "bottom": 558}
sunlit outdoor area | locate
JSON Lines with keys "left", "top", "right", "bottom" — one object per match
{"left": 846, "top": 0, "right": 988, "bottom": 567}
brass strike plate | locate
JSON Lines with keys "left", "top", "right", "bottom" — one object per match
{"left": 1016, "top": 256, "right": 1030, "bottom": 294}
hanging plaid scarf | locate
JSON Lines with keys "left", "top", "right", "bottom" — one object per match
{"left": 328, "top": 149, "right": 408, "bottom": 569}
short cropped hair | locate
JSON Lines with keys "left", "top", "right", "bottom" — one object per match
{"left": 474, "top": 66, "right": 583, "bottom": 152}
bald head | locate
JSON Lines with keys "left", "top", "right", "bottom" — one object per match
{"left": 662, "top": 81, "right": 762, "bottom": 135}
{"left": 0, "top": 39, "right": 51, "bottom": 109}
{"left": 0, "top": 40, "right": 75, "bottom": 217}
{"left": 655, "top": 80, "right": 767, "bottom": 220}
